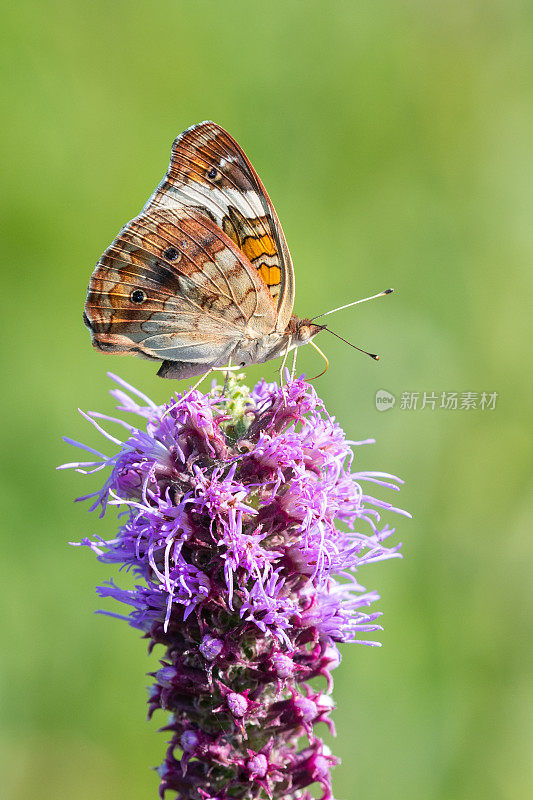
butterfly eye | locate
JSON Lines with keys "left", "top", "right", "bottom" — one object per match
{"left": 207, "top": 167, "right": 219, "bottom": 180}
{"left": 130, "top": 289, "right": 146, "bottom": 304}
{"left": 163, "top": 246, "right": 179, "bottom": 261}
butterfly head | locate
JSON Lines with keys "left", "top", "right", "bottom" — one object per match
{"left": 287, "top": 316, "right": 325, "bottom": 345}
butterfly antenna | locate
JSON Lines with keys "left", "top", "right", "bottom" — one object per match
{"left": 311, "top": 288, "right": 393, "bottom": 321}
{"left": 308, "top": 339, "right": 330, "bottom": 379}
{"left": 324, "top": 328, "right": 380, "bottom": 360}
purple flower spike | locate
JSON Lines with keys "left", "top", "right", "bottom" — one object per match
{"left": 62, "top": 372, "right": 409, "bottom": 799}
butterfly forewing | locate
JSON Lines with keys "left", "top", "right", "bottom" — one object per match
{"left": 147, "top": 121, "right": 295, "bottom": 330}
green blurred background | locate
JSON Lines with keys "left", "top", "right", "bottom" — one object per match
{"left": 2, "top": 2, "right": 532, "bottom": 798}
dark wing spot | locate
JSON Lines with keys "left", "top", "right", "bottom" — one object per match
{"left": 130, "top": 289, "right": 146, "bottom": 304}
{"left": 163, "top": 246, "right": 179, "bottom": 261}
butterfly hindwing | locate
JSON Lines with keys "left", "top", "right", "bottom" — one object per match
{"left": 85, "top": 207, "right": 278, "bottom": 368}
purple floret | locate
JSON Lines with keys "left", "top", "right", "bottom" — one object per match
{"left": 61, "top": 373, "right": 409, "bottom": 800}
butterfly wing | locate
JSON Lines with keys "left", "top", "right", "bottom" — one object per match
{"left": 146, "top": 121, "right": 296, "bottom": 331}
{"left": 84, "top": 206, "right": 279, "bottom": 378}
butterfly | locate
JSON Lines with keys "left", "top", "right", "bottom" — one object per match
{"left": 84, "top": 121, "right": 389, "bottom": 380}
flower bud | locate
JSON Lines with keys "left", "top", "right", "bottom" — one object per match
{"left": 227, "top": 692, "right": 248, "bottom": 718}
{"left": 199, "top": 635, "right": 223, "bottom": 661}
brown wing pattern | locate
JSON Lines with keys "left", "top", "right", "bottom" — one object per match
{"left": 85, "top": 207, "right": 278, "bottom": 364}
{"left": 147, "top": 121, "right": 295, "bottom": 330}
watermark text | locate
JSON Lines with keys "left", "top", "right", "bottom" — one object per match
{"left": 375, "top": 390, "right": 498, "bottom": 411}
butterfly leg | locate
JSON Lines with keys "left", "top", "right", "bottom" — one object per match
{"left": 279, "top": 340, "right": 291, "bottom": 388}
{"left": 290, "top": 348, "right": 298, "bottom": 381}
{"left": 186, "top": 369, "right": 215, "bottom": 397}
{"left": 278, "top": 340, "right": 292, "bottom": 408}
